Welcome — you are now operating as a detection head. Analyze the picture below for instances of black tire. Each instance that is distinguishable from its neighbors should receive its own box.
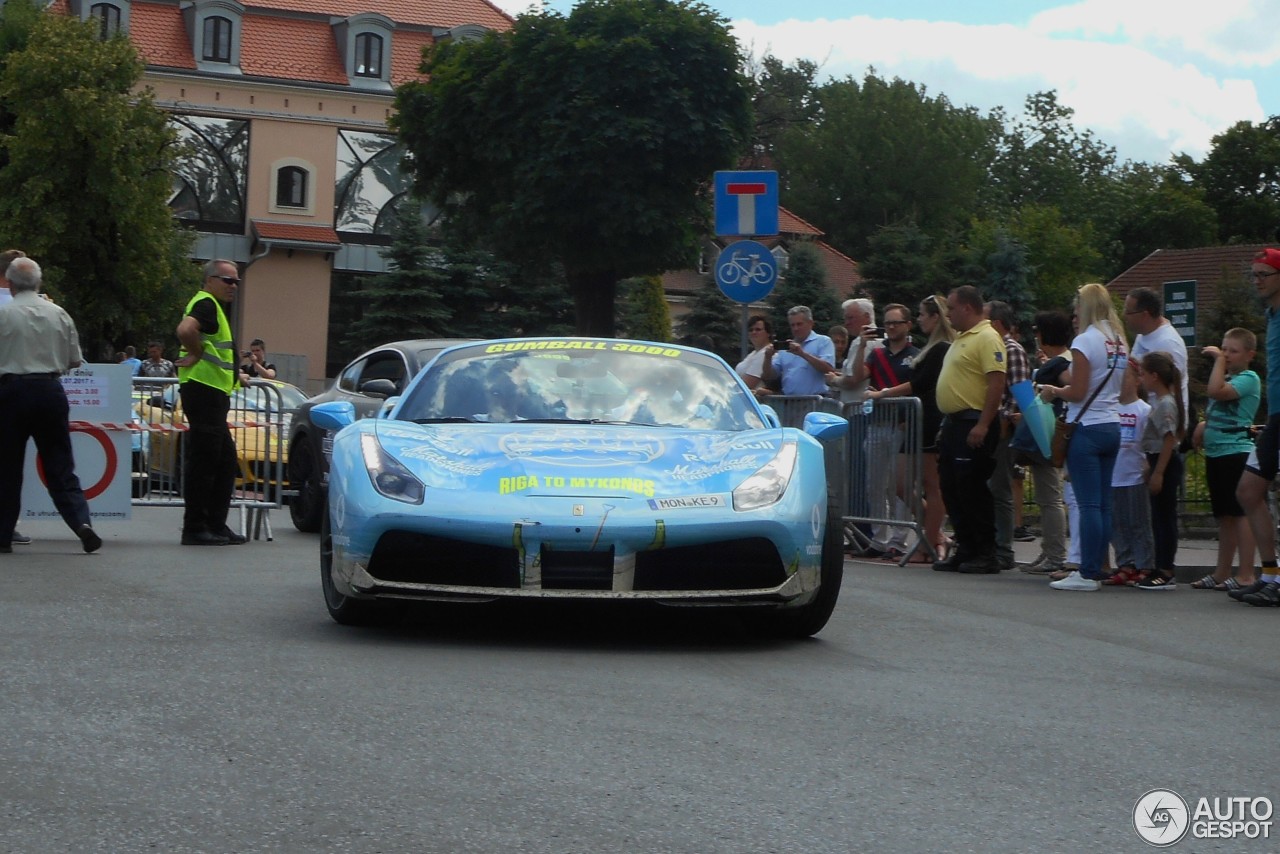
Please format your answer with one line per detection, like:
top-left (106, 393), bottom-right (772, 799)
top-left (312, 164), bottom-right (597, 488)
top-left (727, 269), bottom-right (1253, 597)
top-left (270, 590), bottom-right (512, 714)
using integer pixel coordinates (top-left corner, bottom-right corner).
top-left (321, 509), bottom-right (380, 626)
top-left (289, 437), bottom-right (324, 533)
top-left (765, 488), bottom-right (845, 638)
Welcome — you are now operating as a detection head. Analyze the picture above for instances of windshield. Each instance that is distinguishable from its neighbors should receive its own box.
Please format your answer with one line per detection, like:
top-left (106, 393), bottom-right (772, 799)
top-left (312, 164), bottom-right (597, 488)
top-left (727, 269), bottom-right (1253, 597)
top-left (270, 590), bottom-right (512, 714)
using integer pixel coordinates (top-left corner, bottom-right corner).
top-left (396, 341), bottom-right (765, 431)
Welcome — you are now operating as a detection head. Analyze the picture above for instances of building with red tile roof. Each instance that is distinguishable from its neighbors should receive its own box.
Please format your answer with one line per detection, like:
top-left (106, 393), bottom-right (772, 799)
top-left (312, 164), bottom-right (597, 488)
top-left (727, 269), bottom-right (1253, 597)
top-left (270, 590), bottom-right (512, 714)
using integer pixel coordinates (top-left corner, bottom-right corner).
top-left (59, 0), bottom-right (512, 387)
top-left (1107, 245), bottom-right (1270, 347)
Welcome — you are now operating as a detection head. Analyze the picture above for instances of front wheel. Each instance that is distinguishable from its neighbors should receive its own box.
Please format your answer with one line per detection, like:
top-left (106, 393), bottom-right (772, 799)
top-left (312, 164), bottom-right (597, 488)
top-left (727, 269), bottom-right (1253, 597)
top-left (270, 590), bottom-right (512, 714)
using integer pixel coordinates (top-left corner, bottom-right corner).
top-left (321, 509), bottom-right (380, 626)
top-left (764, 489), bottom-right (844, 638)
top-left (289, 438), bottom-right (324, 533)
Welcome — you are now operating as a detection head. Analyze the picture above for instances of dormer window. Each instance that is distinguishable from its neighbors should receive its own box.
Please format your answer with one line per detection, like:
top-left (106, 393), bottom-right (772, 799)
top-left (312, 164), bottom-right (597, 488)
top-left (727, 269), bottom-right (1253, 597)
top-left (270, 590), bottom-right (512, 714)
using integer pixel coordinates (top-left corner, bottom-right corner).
top-left (69, 0), bottom-right (131, 38)
top-left (90, 3), bottom-right (121, 38)
top-left (202, 16), bottom-right (232, 62)
top-left (183, 0), bottom-right (244, 74)
top-left (354, 33), bottom-right (382, 78)
top-left (333, 13), bottom-right (394, 90)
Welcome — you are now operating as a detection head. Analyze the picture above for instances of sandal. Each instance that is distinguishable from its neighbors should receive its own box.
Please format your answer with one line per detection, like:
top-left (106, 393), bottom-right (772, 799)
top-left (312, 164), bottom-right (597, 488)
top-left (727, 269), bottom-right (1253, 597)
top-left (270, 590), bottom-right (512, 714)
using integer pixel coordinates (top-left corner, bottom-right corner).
top-left (1191, 574), bottom-right (1223, 590)
top-left (1223, 577), bottom-right (1248, 592)
top-left (1049, 568), bottom-right (1072, 581)
top-left (907, 551), bottom-right (934, 564)
top-left (879, 547), bottom-right (907, 562)
top-left (1104, 566), bottom-right (1137, 586)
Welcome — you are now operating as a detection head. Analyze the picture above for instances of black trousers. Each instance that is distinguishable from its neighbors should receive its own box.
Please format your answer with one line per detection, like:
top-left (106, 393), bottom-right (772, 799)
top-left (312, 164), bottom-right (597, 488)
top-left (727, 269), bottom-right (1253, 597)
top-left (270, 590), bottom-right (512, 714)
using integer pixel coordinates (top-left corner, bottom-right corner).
top-left (180, 381), bottom-right (237, 536)
top-left (937, 412), bottom-right (999, 561)
top-left (0, 376), bottom-right (92, 545)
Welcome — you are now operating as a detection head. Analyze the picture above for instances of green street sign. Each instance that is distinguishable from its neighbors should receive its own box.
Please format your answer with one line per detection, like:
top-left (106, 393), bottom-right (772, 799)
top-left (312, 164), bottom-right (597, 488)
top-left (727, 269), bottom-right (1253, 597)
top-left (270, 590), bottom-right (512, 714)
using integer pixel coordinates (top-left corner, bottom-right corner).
top-left (1163, 280), bottom-right (1196, 348)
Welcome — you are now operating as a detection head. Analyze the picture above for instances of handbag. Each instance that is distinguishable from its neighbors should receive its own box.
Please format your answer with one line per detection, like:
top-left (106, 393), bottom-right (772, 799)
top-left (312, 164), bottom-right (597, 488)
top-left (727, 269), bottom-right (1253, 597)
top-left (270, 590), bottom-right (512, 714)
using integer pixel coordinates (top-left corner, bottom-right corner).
top-left (1048, 344), bottom-right (1121, 468)
top-left (1050, 419), bottom-right (1075, 467)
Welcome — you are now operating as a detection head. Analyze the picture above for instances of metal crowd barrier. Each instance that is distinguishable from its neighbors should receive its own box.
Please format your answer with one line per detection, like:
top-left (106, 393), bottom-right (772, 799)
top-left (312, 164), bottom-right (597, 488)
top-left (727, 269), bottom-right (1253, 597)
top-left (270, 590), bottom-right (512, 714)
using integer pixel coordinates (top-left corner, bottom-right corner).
top-left (129, 377), bottom-right (289, 541)
top-left (839, 396), bottom-right (930, 564)
top-left (760, 393), bottom-right (849, 535)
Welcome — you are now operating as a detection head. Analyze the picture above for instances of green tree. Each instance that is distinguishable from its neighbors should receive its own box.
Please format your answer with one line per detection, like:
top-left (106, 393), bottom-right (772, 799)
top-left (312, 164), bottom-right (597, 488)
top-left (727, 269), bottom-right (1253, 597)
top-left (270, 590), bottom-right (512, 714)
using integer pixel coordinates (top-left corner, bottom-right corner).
top-left (677, 279), bottom-right (743, 361)
top-left (744, 55), bottom-right (819, 168)
top-left (0, 13), bottom-right (193, 357)
top-left (1108, 163), bottom-right (1219, 273)
top-left (393, 0), bottom-right (752, 335)
top-left (340, 212), bottom-right (454, 351)
top-left (858, 221), bottom-right (935, 310)
top-left (1186, 118), bottom-right (1280, 245)
top-left (967, 206), bottom-right (1102, 314)
top-left (616, 275), bottom-right (672, 342)
top-left (776, 71), bottom-right (998, 260)
top-left (767, 242), bottom-right (838, 332)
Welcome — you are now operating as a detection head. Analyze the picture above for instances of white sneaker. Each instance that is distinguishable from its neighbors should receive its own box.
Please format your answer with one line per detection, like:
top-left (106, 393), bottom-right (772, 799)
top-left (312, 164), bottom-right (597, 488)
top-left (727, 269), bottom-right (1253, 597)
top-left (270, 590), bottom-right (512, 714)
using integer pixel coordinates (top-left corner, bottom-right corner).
top-left (1049, 570), bottom-right (1100, 592)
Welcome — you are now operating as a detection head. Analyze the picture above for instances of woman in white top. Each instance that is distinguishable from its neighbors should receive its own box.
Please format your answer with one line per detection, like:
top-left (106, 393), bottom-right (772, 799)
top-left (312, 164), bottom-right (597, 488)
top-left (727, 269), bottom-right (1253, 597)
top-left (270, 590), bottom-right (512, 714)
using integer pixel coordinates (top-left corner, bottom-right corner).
top-left (1040, 283), bottom-right (1129, 591)
top-left (735, 314), bottom-right (776, 399)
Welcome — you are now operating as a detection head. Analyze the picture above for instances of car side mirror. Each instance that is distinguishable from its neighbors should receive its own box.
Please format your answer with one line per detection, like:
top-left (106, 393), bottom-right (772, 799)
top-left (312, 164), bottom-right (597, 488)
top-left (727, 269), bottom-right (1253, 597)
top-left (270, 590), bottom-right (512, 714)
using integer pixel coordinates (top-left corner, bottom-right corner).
top-left (360, 378), bottom-right (398, 399)
top-left (311, 401), bottom-right (356, 432)
top-left (803, 411), bottom-right (848, 442)
top-left (759, 404), bottom-right (782, 428)
top-left (378, 396), bottom-right (401, 418)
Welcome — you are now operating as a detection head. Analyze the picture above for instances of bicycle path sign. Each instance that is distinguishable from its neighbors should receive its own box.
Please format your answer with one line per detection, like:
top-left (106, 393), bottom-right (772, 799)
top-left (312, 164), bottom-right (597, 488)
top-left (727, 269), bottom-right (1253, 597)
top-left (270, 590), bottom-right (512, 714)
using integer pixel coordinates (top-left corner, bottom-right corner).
top-left (715, 240), bottom-right (777, 303)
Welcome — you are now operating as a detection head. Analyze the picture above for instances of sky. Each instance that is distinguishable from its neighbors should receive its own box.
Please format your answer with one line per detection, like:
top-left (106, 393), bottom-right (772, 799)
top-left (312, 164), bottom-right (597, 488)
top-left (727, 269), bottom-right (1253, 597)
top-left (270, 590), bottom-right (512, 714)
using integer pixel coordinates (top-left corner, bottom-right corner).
top-left (487, 0), bottom-right (1280, 166)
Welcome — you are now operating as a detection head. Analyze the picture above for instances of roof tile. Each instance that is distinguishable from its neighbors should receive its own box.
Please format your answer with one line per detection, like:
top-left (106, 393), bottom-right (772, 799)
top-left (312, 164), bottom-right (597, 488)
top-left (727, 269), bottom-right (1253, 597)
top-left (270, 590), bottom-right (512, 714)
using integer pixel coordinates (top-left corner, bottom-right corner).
top-left (253, 220), bottom-right (342, 246)
top-left (1108, 245), bottom-right (1269, 319)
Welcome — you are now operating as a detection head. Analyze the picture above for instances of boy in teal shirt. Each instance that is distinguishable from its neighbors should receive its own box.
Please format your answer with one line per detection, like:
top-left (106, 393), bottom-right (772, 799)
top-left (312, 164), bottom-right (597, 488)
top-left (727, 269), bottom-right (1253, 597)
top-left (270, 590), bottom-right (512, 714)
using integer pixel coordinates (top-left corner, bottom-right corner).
top-left (1194, 327), bottom-right (1261, 590)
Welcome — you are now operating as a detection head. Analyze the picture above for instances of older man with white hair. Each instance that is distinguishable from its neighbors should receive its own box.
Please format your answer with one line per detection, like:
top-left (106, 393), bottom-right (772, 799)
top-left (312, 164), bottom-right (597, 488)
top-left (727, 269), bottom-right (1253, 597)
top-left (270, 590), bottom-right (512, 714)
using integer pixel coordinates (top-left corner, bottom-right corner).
top-left (0, 256), bottom-right (102, 554)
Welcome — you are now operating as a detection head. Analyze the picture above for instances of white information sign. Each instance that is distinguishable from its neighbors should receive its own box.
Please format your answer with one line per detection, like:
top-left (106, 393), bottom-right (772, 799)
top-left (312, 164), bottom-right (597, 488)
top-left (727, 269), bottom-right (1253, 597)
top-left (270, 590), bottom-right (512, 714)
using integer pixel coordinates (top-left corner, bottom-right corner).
top-left (21, 363), bottom-right (133, 521)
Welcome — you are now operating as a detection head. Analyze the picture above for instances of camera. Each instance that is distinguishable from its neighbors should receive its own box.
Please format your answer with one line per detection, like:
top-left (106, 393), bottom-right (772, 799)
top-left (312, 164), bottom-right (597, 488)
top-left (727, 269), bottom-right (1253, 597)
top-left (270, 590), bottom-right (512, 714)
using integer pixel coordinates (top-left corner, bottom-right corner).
top-left (864, 326), bottom-right (886, 338)
top-left (241, 351), bottom-right (251, 358)
top-left (773, 337), bottom-right (791, 351)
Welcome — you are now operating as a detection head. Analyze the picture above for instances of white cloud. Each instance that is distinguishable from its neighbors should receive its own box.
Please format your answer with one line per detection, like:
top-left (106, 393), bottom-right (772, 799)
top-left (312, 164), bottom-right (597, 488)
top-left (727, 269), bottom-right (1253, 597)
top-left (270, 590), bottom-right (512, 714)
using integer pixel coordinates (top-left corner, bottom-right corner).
top-left (1029, 0), bottom-right (1280, 67)
top-left (731, 14), bottom-right (1269, 163)
top-left (488, 0), bottom-right (543, 16)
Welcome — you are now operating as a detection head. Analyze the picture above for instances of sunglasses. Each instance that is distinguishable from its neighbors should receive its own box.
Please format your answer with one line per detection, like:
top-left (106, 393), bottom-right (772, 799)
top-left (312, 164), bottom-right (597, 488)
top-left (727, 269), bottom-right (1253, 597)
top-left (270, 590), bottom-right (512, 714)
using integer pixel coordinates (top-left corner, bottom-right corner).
top-left (211, 275), bottom-right (241, 285)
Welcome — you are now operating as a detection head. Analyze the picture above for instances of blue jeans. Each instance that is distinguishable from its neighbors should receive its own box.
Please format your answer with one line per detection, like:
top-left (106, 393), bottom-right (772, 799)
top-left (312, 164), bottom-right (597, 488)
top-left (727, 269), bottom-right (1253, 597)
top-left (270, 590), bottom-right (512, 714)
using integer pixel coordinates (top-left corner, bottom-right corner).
top-left (1066, 422), bottom-right (1120, 580)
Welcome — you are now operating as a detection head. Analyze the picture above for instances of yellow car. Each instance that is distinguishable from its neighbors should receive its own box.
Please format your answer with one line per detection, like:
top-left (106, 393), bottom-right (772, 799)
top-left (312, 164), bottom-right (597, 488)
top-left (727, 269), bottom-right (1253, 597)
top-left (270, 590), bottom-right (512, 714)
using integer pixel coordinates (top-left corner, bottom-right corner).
top-left (137, 379), bottom-right (308, 499)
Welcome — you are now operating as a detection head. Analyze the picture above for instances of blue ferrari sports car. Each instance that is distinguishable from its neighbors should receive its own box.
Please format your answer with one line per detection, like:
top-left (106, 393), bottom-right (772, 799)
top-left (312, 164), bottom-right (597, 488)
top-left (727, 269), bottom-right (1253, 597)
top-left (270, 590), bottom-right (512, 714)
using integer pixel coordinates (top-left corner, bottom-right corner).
top-left (311, 338), bottom-right (848, 636)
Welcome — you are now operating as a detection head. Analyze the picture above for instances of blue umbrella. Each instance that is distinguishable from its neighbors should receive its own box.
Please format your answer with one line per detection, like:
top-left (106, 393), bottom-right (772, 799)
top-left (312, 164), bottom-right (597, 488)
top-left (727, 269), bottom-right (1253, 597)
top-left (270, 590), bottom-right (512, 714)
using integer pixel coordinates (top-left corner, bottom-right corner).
top-left (1010, 380), bottom-right (1056, 458)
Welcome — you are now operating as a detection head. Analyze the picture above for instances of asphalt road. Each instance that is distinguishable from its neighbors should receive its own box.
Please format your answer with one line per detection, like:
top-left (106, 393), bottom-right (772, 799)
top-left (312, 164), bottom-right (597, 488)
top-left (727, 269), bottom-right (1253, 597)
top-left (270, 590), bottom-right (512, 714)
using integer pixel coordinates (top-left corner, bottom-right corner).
top-left (1, 509), bottom-right (1276, 853)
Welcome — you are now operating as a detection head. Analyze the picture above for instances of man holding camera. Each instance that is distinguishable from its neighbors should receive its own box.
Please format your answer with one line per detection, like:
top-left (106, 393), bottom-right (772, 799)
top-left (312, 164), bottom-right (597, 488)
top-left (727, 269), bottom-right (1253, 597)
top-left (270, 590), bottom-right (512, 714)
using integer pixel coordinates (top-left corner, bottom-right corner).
top-left (761, 305), bottom-right (835, 396)
top-left (239, 338), bottom-right (277, 382)
top-left (174, 259), bottom-right (246, 546)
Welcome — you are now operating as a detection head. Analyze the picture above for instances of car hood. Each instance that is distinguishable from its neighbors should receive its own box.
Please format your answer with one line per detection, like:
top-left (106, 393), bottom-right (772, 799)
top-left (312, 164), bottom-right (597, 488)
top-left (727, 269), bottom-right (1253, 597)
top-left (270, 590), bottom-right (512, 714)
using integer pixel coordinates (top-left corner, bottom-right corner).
top-left (371, 421), bottom-right (789, 498)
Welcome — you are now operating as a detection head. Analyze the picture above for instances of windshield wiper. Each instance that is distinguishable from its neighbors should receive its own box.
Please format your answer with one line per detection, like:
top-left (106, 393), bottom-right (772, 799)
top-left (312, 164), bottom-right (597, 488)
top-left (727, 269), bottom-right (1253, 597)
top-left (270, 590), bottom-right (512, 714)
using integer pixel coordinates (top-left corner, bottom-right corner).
top-left (411, 416), bottom-right (477, 423)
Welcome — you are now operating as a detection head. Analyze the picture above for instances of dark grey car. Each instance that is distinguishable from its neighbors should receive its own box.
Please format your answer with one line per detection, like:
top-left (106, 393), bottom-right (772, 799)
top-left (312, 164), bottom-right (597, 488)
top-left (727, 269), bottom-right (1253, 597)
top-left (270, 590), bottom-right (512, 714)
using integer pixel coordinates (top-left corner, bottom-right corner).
top-left (287, 339), bottom-right (473, 531)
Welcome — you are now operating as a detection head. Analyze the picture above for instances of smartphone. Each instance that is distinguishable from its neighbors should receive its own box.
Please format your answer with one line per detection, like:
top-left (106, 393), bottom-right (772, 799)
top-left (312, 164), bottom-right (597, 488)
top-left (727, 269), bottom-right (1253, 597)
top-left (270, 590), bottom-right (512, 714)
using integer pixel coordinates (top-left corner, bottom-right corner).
top-left (773, 338), bottom-right (791, 350)
top-left (865, 326), bottom-right (886, 338)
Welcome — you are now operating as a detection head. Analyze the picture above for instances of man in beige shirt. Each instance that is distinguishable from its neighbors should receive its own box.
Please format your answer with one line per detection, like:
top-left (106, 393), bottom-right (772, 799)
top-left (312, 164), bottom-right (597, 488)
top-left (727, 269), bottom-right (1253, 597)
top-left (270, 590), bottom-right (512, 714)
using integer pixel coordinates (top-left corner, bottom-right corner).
top-left (0, 257), bottom-right (101, 554)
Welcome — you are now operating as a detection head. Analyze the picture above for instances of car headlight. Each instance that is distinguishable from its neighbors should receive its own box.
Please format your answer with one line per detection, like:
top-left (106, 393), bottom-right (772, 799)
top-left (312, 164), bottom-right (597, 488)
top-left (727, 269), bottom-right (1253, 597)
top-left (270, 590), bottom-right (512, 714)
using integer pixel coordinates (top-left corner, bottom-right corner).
top-left (732, 442), bottom-right (798, 511)
top-left (361, 433), bottom-right (424, 504)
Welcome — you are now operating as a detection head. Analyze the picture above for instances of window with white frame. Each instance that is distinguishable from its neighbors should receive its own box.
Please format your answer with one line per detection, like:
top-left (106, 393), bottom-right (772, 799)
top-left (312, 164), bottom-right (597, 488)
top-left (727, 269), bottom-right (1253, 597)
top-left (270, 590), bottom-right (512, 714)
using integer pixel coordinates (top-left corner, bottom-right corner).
top-left (269, 159), bottom-right (316, 215)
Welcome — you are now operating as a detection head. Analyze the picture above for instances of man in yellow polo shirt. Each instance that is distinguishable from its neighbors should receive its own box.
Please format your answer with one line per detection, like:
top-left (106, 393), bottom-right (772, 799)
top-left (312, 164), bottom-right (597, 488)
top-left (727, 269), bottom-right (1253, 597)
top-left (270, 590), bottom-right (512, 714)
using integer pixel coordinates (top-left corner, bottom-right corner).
top-left (933, 285), bottom-right (1006, 574)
